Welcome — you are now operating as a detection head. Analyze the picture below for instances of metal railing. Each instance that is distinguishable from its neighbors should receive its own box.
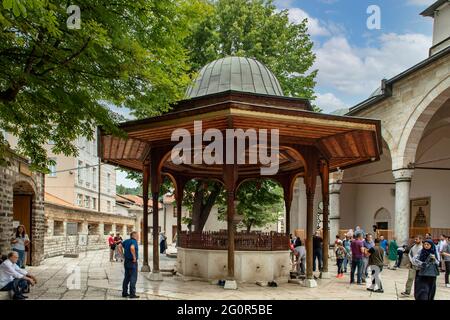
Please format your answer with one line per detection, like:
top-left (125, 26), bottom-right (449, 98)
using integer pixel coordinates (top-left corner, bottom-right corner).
top-left (178, 231), bottom-right (289, 251)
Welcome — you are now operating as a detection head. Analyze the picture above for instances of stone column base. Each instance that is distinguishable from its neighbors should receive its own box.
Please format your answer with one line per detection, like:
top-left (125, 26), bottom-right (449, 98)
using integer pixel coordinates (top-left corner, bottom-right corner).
top-left (149, 272), bottom-right (164, 281)
top-left (320, 272), bottom-right (331, 279)
top-left (305, 279), bottom-right (317, 288)
top-left (224, 280), bottom-right (238, 290)
top-left (141, 264), bottom-right (151, 272)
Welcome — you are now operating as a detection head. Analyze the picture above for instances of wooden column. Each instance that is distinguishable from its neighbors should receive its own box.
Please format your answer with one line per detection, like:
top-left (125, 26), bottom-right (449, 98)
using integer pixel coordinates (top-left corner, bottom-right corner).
top-left (150, 148), bottom-right (163, 276)
top-left (280, 173), bottom-right (296, 236)
top-left (304, 155), bottom-right (318, 280)
top-left (141, 161), bottom-right (151, 272)
top-left (320, 160), bottom-right (330, 274)
top-left (224, 164), bottom-right (238, 279)
top-left (175, 176), bottom-right (187, 247)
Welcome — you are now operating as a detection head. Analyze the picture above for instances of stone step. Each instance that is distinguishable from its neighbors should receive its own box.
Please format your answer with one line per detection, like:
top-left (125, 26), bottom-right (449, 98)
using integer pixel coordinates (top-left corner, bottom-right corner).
top-left (0, 291), bottom-right (11, 300)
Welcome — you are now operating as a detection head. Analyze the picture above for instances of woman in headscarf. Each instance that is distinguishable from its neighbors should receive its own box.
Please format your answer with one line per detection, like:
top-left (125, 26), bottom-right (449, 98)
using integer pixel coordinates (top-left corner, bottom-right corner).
top-left (411, 239), bottom-right (440, 300)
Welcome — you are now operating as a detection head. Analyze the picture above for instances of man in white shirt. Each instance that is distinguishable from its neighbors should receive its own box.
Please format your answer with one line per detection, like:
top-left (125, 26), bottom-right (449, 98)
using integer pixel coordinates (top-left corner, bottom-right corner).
top-left (401, 235), bottom-right (423, 297)
top-left (438, 234), bottom-right (447, 272)
top-left (0, 251), bottom-right (37, 300)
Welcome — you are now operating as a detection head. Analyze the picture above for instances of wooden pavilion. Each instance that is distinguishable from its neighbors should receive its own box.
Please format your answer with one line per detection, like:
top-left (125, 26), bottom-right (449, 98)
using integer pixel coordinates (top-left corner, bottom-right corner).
top-left (99, 57), bottom-right (382, 285)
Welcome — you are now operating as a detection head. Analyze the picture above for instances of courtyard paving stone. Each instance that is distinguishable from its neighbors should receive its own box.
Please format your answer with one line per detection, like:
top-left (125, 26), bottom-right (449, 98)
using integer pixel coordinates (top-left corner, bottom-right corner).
top-left (22, 248), bottom-right (450, 300)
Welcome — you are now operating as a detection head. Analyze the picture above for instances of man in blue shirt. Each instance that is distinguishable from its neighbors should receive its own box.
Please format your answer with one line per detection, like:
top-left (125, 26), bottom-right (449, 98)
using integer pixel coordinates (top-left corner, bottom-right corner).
top-left (122, 231), bottom-right (139, 298)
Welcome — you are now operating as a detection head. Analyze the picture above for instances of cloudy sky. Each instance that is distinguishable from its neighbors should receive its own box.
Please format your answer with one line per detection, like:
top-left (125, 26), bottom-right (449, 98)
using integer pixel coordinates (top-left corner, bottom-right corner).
top-left (276, 0), bottom-right (435, 113)
top-left (115, 0), bottom-right (436, 187)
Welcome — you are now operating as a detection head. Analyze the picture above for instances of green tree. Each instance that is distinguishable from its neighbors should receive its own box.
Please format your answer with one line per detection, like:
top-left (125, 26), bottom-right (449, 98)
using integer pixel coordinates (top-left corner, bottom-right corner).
top-left (0, 0), bottom-right (208, 171)
top-left (185, 0), bottom-right (317, 101)
top-left (217, 180), bottom-right (283, 232)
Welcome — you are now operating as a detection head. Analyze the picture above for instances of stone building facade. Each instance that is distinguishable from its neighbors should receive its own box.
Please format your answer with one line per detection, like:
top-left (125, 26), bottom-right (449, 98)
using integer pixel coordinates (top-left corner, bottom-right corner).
top-left (0, 149), bottom-right (45, 265)
top-left (44, 193), bottom-right (136, 258)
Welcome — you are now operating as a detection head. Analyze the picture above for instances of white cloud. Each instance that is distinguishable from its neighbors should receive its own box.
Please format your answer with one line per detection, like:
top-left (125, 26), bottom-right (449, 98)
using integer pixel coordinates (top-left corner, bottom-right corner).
top-left (314, 33), bottom-right (432, 97)
top-left (316, 92), bottom-right (347, 113)
top-left (407, 0), bottom-right (435, 6)
top-left (287, 8), bottom-right (331, 36)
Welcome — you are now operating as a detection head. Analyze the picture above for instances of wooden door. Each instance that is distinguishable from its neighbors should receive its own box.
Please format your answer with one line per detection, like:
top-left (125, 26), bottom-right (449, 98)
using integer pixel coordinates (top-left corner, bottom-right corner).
top-left (13, 195), bottom-right (32, 265)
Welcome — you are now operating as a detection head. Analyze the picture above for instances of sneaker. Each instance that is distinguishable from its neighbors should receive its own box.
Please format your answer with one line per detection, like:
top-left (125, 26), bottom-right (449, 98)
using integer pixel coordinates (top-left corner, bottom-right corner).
top-left (122, 293), bottom-right (129, 298)
top-left (374, 289), bottom-right (384, 293)
top-left (357, 282), bottom-right (364, 285)
top-left (400, 292), bottom-right (410, 296)
top-left (129, 295), bottom-right (140, 299)
top-left (366, 288), bottom-right (374, 292)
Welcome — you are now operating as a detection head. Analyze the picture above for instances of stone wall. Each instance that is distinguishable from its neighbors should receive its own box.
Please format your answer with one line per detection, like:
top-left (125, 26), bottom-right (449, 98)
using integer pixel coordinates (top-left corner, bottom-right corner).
top-left (0, 150), bottom-right (45, 265)
top-left (44, 202), bottom-right (136, 259)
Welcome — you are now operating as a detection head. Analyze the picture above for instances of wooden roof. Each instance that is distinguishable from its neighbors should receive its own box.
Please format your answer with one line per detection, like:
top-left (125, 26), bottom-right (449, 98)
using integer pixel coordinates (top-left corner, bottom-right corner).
top-left (100, 91), bottom-right (382, 177)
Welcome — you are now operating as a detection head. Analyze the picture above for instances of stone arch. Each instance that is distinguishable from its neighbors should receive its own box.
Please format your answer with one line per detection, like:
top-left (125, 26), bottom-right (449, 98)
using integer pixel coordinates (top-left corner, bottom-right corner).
top-left (374, 207), bottom-right (392, 230)
top-left (396, 76), bottom-right (450, 169)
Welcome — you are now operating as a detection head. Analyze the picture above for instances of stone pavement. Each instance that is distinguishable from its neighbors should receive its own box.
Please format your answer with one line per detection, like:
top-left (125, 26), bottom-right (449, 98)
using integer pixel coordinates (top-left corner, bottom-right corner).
top-left (23, 248), bottom-right (450, 300)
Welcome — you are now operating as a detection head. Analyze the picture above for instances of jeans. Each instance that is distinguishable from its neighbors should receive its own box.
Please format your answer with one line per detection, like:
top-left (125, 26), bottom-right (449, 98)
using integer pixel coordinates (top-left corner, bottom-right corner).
top-left (343, 256), bottom-right (349, 272)
top-left (445, 261), bottom-right (450, 284)
top-left (313, 248), bottom-right (323, 272)
top-left (369, 265), bottom-right (383, 290)
top-left (396, 251), bottom-right (404, 268)
top-left (350, 258), bottom-right (364, 284)
top-left (12, 249), bottom-right (25, 268)
top-left (122, 260), bottom-right (138, 296)
top-left (363, 257), bottom-right (370, 277)
top-left (1, 278), bottom-right (28, 299)
top-left (337, 259), bottom-right (344, 274)
top-left (296, 256), bottom-right (306, 275)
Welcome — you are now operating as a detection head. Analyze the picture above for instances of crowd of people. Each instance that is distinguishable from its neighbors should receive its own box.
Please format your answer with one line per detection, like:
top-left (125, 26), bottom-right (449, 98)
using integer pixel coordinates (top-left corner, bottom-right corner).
top-left (290, 225), bottom-right (450, 300)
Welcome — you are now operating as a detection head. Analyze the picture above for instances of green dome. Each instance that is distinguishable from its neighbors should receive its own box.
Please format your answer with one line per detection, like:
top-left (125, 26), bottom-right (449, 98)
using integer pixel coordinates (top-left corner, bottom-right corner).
top-left (185, 56), bottom-right (284, 98)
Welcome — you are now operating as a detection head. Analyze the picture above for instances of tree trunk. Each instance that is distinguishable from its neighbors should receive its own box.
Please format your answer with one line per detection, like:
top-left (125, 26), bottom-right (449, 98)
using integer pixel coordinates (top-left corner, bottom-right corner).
top-left (190, 180), bottom-right (222, 232)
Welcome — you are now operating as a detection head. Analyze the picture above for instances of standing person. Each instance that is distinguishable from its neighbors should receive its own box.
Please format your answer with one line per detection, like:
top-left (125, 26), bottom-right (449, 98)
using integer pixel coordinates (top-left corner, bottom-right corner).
top-left (442, 235), bottom-right (450, 288)
top-left (379, 235), bottom-right (388, 265)
top-left (372, 225), bottom-right (380, 239)
top-left (10, 225), bottom-right (30, 268)
top-left (114, 233), bottom-right (124, 262)
top-left (401, 235), bottom-right (423, 297)
top-left (425, 233), bottom-right (432, 240)
top-left (367, 238), bottom-right (385, 293)
top-left (122, 231), bottom-right (139, 299)
top-left (412, 239), bottom-right (440, 300)
top-left (350, 233), bottom-right (365, 285)
top-left (396, 244), bottom-right (407, 268)
top-left (335, 240), bottom-right (346, 278)
top-left (334, 235), bottom-right (341, 246)
top-left (159, 232), bottom-right (167, 255)
top-left (388, 237), bottom-right (399, 270)
top-left (342, 235), bottom-right (352, 273)
top-left (0, 251), bottom-right (37, 300)
top-left (438, 235), bottom-right (447, 272)
top-left (293, 238), bottom-right (306, 275)
top-left (312, 231), bottom-right (323, 272)
top-left (108, 232), bottom-right (116, 262)
top-left (363, 233), bottom-right (375, 279)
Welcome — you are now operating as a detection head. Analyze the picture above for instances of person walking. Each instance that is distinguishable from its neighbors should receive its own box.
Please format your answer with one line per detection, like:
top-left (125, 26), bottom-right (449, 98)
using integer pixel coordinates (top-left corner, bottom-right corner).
top-left (396, 244), bottom-right (407, 268)
top-left (335, 240), bottom-right (346, 278)
top-left (438, 235), bottom-right (447, 272)
top-left (367, 238), bottom-right (385, 293)
top-left (412, 239), bottom-right (440, 300)
top-left (312, 231), bottom-right (323, 272)
top-left (122, 231), bottom-right (139, 299)
top-left (363, 233), bottom-right (375, 280)
top-left (442, 235), bottom-right (450, 288)
top-left (388, 237), bottom-right (398, 270)
top-left (10, 225), bottom-right (30, 268)
top-left (401, 235), bottom-right (423, 297)
top-left (342, 235), bottom-right (352, 273)
top-left (114, 233), bottom-right (124, 262)
top-left (350, 233), bottom-right (365, 285)
top-left (159, 232), bottom-right (167, 255)
top-left (108, 232), bottom-right (116, 262)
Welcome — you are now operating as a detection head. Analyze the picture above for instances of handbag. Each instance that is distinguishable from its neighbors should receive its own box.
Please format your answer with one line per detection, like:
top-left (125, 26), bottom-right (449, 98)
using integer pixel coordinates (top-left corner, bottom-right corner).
top-left (418, 255), bottom-right (440, 277)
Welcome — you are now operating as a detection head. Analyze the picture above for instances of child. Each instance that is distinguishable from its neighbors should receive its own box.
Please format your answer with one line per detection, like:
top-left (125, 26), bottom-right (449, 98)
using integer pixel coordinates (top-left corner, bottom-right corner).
top-left (335, 240), bottom-right (346, 278)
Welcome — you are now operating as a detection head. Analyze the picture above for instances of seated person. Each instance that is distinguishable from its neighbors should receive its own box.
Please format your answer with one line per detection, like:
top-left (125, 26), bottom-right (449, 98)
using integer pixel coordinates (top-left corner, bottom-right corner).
top-left (0, 251), bottom-right (37, 300)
